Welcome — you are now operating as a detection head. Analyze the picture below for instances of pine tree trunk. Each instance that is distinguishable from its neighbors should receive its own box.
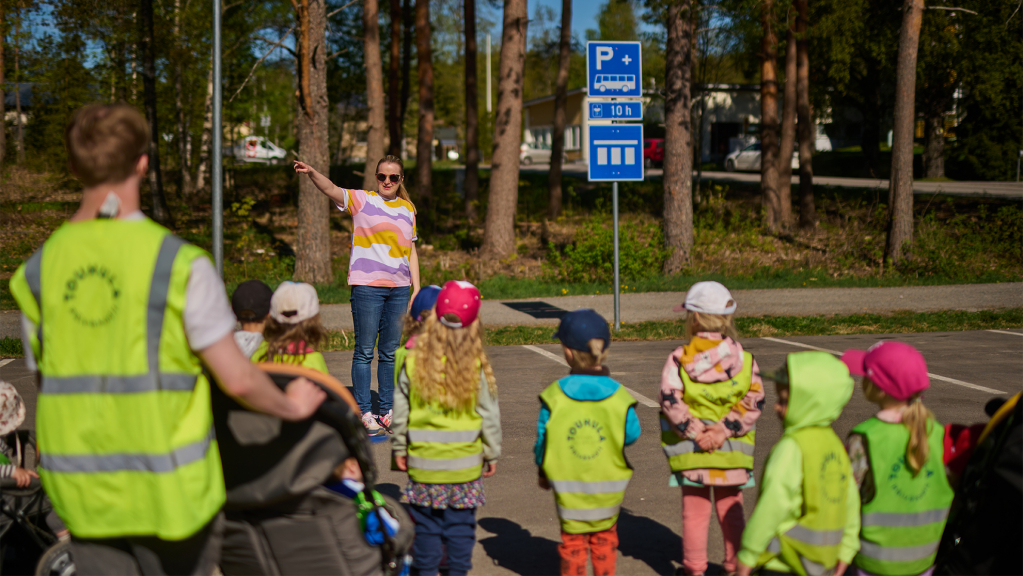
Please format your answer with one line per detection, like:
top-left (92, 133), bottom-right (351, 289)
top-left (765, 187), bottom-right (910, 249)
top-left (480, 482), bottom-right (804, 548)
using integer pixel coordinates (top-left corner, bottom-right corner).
top-left (363, 0), bottom-right (386, 190)
top-left (173, 0), bottom-right (192, 198)
top-left (139, 0), bottom-right (172, 226)
top-left (546, 0), bottom-right (571, 220)
top-left (415, 0), bottom-right (434, 216)
top-left (194, 60), bottom-right (214, 194)
top-left (464, 0), bottom-right (480, 221)
top-left (662, 0), bottom-right (694, 274)
top-left (923, 111), bottom-right (944, 178)
top-left (480, 0), bottom-right (527, 260)
top-left (399, 0), bottom-right (413, 142)
top-left (795, 0), bottom-right (815, 229)
top-left (760, 0), bottom-right (781, 233)
top-left (885, 0), bottom-right (924, 265)
top-left (777, 18), bottom-right (796, 230)
top-left (387, 0), bottom-right (403, 157)
top-left (294, 0), bottom-right (333, 283)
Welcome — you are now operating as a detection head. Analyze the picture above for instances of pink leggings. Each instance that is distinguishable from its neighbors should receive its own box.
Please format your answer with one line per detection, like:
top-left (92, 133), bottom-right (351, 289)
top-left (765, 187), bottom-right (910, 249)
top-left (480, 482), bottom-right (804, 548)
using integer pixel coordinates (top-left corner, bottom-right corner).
top-left (681, 485), bottom-right (745, 575)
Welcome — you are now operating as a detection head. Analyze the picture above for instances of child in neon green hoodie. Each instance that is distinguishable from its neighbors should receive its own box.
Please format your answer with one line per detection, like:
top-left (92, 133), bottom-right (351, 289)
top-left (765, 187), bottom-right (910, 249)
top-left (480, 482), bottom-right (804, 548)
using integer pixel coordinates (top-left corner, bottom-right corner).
top-left (737, 351), bottom-right (860, 576)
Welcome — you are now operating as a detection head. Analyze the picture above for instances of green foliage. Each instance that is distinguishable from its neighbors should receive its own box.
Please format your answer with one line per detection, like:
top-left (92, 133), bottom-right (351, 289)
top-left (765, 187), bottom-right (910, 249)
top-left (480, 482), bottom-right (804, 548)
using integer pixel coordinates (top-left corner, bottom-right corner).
top-left (545, 214), bottom-right (668, 283)
top-left (0, 338), bottom-right (24, 358)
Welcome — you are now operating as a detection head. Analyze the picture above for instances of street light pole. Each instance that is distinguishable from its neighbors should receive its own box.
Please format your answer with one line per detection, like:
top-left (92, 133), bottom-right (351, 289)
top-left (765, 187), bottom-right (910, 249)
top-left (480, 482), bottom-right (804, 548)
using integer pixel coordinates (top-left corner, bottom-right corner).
top-left (212, 0), bottom-right (223, 276)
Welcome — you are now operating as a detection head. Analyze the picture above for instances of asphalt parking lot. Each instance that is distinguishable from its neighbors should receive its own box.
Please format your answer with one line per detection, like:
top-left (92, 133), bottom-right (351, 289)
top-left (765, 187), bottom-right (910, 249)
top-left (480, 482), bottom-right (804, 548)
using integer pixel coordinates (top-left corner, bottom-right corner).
top-left (1, 329), bottom-right (1020, 575)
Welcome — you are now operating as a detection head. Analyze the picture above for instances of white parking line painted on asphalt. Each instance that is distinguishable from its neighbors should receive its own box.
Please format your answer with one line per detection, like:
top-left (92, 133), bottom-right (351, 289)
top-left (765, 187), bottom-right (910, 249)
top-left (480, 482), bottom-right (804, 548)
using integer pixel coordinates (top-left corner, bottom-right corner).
top-left (761, 337), bottom-right (1004, 395)
top-left (522, 345), bottom-right (660, 408)
top-left (0, 359), bottom-right (13, 368)
top-left (988, 330), bottom-right (1023, 337)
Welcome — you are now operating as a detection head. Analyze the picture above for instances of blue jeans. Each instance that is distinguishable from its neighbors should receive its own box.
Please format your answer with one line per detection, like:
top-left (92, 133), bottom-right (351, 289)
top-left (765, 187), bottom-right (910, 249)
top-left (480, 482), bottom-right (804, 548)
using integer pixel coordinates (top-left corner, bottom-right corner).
top-left (408, 505), bottom-right (477, 576)
top-left (350, 285), bottom-right (409, 415)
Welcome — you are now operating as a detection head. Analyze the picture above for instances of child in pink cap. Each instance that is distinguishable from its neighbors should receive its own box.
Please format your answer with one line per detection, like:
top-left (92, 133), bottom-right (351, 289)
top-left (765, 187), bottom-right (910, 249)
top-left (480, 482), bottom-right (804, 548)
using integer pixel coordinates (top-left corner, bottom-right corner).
top-left (841, 342), bottom-right (954, 576)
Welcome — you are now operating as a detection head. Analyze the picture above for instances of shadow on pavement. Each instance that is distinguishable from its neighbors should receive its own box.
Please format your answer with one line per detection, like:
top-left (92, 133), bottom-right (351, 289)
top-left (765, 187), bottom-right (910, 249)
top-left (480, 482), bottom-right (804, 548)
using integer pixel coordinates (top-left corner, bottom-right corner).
top-left (477, 517), bottom-right (560, 575)
top-left (618, 508), bottom-right (683, 574)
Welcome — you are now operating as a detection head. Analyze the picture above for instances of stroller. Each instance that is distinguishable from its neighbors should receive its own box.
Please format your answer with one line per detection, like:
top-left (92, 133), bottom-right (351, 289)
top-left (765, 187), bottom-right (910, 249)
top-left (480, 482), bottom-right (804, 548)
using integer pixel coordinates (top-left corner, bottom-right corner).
top-left (0, 430), bottom-right (73, 576)
top-left (213, 363), bottom-right (412, 576)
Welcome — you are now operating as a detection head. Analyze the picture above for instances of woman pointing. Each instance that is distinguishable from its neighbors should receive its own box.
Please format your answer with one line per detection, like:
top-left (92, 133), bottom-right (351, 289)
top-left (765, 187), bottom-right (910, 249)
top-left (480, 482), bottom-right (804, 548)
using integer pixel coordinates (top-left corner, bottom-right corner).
top-left (295, 155), bottom-right (420, 434)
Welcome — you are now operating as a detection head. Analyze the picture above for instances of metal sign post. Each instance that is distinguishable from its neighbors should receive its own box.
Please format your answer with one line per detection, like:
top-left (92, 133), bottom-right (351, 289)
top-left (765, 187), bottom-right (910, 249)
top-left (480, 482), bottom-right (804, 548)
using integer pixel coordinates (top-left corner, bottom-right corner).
top-left (586, 41), bottom-right (643, 332)
top-left (212, 0), bottom-right (223, 277)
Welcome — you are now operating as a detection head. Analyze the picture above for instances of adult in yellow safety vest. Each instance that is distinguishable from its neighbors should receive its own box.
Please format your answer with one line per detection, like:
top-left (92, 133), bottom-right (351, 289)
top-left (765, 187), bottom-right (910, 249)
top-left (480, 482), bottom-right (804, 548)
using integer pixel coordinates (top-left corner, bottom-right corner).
top-left (737, 352), bottom-right (861, 576)
top-left (10, 104), bottom-right (325, 576)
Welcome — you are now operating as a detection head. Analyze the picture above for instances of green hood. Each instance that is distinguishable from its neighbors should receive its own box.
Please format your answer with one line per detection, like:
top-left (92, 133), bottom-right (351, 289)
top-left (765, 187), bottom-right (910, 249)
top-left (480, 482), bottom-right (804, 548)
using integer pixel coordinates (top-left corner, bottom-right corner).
top-left (784, 351), bottom-right (854, 431)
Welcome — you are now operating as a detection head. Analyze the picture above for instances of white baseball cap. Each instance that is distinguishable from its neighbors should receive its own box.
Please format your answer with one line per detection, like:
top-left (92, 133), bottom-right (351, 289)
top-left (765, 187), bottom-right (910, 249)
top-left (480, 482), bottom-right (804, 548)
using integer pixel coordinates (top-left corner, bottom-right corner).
top-left (673, 281), bottom-right (737, 315)
top-left (270, 281), bottom-right (320, 324)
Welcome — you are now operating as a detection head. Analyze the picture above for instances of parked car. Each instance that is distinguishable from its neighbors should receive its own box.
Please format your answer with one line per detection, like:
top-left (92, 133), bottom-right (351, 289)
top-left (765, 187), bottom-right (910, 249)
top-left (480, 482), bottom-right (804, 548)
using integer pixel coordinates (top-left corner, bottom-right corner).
top-left (724, 142), bottom-right (799, 172)
top-left (520, 142), bottom-right (552, 165)
top-left (643, 138), bottom-right (664, 168)
top-left (232, 136), bottom-right (287, 164)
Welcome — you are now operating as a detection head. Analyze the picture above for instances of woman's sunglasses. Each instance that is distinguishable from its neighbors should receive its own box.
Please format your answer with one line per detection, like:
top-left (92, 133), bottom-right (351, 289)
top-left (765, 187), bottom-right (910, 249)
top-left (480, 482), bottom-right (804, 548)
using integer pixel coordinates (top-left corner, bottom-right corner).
top-left (376, 173), bottom-right (402, 183)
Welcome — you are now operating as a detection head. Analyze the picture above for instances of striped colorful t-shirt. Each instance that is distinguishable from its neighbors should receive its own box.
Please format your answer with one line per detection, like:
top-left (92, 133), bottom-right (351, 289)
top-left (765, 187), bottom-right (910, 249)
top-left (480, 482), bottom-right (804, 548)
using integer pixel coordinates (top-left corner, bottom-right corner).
top-left (335, 188), bottom-right (417, 287)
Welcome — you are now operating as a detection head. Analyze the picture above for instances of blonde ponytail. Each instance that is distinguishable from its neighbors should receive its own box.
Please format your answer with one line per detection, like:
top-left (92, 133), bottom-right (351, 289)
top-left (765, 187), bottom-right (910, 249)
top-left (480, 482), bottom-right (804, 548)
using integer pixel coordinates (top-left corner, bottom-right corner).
top-left (377, 154), bottom-right (416, 213)
top-left (902, 395), bottom-right (934, 476)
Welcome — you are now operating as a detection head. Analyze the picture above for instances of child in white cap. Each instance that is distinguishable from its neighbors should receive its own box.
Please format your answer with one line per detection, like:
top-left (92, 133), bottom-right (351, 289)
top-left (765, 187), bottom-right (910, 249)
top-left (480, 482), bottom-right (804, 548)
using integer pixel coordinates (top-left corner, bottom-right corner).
top-left (660, 281), bottom-right (765, 576)
top-left (255, 281), bottom-right (330, 375)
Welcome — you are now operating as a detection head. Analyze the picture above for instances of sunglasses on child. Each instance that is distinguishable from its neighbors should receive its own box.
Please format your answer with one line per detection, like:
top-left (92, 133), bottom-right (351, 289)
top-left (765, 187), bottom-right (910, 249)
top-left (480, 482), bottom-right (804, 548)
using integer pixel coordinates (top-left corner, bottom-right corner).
top-left (376, 173), bottom-right (402, 183)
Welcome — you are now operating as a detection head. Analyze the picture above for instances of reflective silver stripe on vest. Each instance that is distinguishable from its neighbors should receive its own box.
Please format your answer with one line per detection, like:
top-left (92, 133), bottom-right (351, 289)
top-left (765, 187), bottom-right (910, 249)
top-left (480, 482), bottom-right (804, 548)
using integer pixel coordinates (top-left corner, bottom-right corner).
top-left (42, 373), bottom-right (198, 395)
top-left (768, 537), bottom-right (782, 553)
top-left (148, 235), bottom-right (186, 374)
top-left (549, 479), bottom-right (630, 494)
top-left (408, 429), bottom-right (481, 443)
top-left (557, 504), bottom-right (621, 522)
top-left (408, 453), bottom-right (483, 471)
top-left (862, 508), bottom-right (949, 528)
top-left (40, 428), bottom-right (214, 474)
top-left (24, 248), bottom-right (44, 356)
top-left (785, 524), bottom-right (845, 547)
top-left (858, 540), bottom-right (940, 562)
top-left (662, 437), bottom-right (755, 457)
top-left (800, 556), bottom-right (833, 576)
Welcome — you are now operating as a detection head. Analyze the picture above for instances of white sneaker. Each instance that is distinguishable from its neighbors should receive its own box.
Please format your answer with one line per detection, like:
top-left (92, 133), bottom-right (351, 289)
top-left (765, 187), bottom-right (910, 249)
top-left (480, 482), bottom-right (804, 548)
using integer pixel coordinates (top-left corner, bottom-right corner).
top-left (377, 410), bottom-right (393, 429)
top-left (362, 412), bottom-right (381, 432)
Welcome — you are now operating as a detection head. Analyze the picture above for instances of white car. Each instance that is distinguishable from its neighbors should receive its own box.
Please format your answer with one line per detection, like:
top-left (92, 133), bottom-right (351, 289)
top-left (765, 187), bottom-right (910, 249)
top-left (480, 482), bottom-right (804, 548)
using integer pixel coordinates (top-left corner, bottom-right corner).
top-left (519, 142), bottom-right (552, 165)
top-left (724, 142), bottom-right (799, 172)
top-left (232, 136), bottom-right (287, 164)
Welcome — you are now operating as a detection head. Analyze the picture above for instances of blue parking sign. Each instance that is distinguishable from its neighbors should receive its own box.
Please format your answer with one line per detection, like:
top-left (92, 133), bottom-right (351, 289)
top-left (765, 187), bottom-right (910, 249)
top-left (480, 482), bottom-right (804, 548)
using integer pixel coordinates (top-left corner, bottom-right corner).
top-left (588, 125), bottom-right (644, 182)
top-left (587, 41), bottom-right (642, 98)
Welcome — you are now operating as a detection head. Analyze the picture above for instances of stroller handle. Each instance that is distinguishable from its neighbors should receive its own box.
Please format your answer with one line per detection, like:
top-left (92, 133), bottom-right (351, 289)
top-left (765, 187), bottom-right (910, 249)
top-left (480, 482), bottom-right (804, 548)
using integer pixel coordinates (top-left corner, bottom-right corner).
top-left (0, 477), bottom-right (42, 493)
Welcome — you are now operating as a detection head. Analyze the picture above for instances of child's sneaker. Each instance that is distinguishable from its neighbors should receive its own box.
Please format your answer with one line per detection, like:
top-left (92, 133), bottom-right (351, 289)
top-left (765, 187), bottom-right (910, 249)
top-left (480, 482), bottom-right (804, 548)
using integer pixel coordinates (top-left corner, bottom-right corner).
top-left (377, 410), bottom-right (393, 431)
top-left (362, 412), bottom-right (382, 433)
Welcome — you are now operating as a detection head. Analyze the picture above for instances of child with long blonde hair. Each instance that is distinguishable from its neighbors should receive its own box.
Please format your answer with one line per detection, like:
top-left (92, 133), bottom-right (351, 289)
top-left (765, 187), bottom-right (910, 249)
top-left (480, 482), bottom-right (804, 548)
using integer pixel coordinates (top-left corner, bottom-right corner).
top-left (391, 281), bottom-right (501, 576)
top-left (841, 342), bottom-right (954, 576)
top-left (659, 281), bottom-right (764, 576)
top-left (256, 282), bottom-right (330, 375)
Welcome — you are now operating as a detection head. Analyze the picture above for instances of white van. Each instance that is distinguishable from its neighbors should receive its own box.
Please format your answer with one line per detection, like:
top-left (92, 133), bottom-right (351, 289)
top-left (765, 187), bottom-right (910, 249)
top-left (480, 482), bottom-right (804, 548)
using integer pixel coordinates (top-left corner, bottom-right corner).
top-left (593, 74), bottom-right (636, 93)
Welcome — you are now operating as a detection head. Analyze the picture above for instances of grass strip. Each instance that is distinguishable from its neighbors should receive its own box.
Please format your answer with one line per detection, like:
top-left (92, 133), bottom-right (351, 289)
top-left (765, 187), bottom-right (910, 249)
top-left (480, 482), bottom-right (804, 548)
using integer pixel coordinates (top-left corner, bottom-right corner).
top-left (3, 309), bottom-right (1019, 358)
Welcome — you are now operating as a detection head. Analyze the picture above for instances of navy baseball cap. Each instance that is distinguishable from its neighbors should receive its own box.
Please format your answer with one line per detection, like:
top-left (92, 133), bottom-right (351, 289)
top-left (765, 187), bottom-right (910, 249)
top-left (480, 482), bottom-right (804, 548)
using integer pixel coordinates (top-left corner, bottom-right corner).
top-left (410, 285), bottom-right (442, 321)
top-left (553, 309), bottom-right (611, 352)
top-left (232, 280), bottom-right (273, 322)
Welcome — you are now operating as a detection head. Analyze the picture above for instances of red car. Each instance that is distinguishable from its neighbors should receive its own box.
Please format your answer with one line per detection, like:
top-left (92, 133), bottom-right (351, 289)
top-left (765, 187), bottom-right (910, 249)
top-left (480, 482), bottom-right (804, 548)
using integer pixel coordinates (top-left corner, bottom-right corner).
top-left (643, 138), bottom-right (664, 168)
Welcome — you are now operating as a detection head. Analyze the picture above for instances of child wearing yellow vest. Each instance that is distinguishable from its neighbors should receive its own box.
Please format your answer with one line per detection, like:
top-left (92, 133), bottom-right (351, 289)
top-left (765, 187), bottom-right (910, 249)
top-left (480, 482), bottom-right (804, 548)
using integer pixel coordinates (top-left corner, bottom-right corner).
top-left (391, 281), bottom-right (501, 576)
top-left (737, 352), bottom-right (860, 576)
top-left (536, 309), bottom-right (641, 576)
top-left (231, 279), bottom-right (273, 359)
top-left (660, 282), bottom-right (764, 576)
top-left (256, 281), bottom-right (330, 375)
top-left (840, 342), bottom-right (953, 576)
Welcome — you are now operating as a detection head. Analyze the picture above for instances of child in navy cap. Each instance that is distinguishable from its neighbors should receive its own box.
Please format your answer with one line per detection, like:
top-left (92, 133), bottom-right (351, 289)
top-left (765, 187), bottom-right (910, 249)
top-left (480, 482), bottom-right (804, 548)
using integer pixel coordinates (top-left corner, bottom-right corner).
top-left (535, 309), bottom-right (641, 576)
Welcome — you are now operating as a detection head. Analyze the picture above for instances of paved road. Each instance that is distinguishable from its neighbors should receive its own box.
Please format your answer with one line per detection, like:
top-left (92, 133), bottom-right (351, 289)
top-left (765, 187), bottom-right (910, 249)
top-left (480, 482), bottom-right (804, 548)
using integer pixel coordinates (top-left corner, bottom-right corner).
top-left (3, 283), bottom-right (1018, 337)
top-left (2, 329), bottom-right (1020, 574)
top-left (518, 163), bottom-right (1023, 199)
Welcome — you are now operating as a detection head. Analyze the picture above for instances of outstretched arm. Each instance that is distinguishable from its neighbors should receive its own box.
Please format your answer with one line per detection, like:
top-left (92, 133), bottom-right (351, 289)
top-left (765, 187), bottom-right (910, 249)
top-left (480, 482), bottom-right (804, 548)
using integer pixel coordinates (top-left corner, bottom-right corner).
top-left (294, 160), bottom-right (348, 206)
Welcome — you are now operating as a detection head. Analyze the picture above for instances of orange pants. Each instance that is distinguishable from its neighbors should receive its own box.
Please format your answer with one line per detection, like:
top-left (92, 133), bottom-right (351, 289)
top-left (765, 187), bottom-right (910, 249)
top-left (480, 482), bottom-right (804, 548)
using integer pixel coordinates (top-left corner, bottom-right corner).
top-left (559, 525), bottom-right (619, 576)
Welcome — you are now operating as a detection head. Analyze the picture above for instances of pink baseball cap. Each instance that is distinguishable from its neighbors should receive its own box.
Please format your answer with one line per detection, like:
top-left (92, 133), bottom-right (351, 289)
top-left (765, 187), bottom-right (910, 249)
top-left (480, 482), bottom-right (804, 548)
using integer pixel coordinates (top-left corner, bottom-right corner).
top-left (435, 281), bottom-right (481, 328)
top-left (840, 341), bottom-right (930, 401)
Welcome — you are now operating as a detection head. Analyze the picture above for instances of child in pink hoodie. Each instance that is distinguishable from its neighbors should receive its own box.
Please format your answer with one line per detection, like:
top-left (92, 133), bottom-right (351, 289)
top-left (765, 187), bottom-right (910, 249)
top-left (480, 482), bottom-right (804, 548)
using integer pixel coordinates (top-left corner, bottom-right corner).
top-left (659, 282), bottom-right (764, 576)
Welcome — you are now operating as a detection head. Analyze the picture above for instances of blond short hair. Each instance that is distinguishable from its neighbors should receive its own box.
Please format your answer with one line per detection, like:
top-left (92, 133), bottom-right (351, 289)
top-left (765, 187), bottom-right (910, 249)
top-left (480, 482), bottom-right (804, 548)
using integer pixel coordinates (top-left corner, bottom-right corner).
top-left (684, 311), bottom-right (739, 340)
top-left (565, 338), bottom-right (608, 369)
top-left (65, 103), bottom-right (149, 187)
